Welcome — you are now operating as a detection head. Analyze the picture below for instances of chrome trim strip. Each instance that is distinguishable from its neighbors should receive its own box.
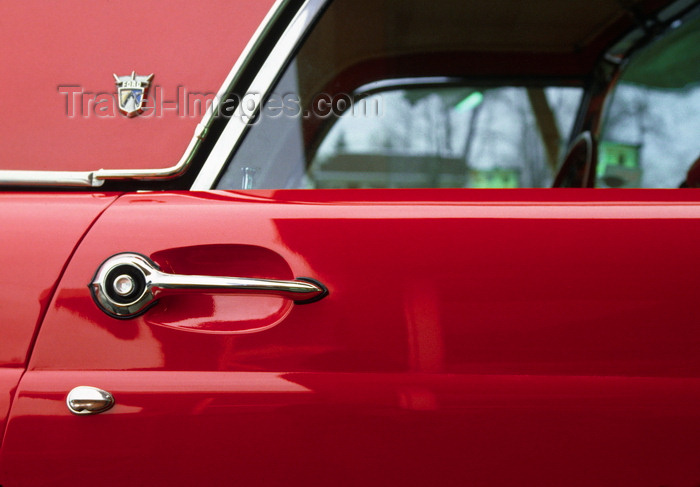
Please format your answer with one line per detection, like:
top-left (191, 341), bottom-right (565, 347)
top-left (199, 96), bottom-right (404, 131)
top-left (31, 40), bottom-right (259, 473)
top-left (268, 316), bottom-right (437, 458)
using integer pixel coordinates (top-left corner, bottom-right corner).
top-left (0, 170), bottom-right (103, 187)
top-left (355, 77), bottom-right (467, 94)
top-left (0, 0), bottom-right (289, 188)
top-left (191, 0), bottom-right (328, 190)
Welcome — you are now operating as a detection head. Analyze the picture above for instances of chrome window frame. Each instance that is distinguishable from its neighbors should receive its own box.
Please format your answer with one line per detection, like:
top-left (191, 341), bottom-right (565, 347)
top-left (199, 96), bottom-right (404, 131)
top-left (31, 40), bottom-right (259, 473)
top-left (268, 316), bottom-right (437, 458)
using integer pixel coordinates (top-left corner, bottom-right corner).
top-left (191, 0), bottom-right (328, 190)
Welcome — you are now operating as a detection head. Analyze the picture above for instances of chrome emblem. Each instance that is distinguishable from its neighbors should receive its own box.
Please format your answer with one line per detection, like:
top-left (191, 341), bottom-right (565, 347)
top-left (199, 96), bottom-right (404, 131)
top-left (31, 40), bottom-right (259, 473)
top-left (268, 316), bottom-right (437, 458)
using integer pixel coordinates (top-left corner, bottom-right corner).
top-left (113, 71), bottom-right (154, 117)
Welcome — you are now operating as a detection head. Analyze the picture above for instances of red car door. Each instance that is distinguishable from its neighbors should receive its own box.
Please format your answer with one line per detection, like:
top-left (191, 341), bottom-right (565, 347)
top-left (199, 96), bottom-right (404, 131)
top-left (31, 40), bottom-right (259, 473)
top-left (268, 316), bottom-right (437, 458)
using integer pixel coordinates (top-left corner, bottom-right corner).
top-left (1, 189), bottom-right (699, 486)
top-left (0, 193), bottom-right (116, 456)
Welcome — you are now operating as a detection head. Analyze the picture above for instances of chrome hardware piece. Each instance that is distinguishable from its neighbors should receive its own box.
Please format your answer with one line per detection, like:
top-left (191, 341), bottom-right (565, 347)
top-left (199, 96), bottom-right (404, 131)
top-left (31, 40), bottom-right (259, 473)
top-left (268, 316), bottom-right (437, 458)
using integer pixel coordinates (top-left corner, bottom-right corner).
top-left (113, 274), bottom-right (136, 296)
top-left (241, 167), bottom-right (258, 189)
top-left (113, 71), bottom-right (154, 117)
top-left (67, 386), bottom-right (115, 415)
top-left (90, 252), bottom-right (328, 318)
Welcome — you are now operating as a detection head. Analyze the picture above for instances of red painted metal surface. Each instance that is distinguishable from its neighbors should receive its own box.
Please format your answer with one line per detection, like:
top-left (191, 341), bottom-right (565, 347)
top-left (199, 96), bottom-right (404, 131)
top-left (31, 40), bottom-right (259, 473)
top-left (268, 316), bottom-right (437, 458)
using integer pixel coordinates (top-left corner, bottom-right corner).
top-left (3, 370), bottom-right (700, 486)
top-left (0, 369), bottom-right (23, 451)
top-left (0, 193), bottom-right (117, 366)
top-left (1, 189), bottom-right (699, 485)
top-left (0, 0), bottom-right (274, 172)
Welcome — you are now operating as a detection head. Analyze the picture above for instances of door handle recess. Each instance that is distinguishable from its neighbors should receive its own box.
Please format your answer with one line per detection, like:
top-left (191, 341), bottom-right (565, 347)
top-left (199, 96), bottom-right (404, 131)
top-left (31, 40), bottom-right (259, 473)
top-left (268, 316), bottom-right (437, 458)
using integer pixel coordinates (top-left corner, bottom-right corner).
top-left (90, 252), bottom-right (328, 319)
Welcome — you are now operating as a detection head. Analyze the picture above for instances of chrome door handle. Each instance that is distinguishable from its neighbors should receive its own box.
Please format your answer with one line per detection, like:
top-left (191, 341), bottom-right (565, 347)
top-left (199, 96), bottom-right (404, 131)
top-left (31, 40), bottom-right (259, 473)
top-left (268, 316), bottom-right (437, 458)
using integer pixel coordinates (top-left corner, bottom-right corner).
top-left (90, 252), bottom-right (328, 318)
top-left (67, 386), bottom-right (115, 415)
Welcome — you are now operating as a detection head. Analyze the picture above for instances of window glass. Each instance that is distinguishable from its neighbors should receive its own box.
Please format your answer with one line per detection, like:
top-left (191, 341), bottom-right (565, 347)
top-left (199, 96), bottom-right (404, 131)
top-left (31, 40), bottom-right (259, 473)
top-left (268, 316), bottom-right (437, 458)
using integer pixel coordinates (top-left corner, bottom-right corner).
top-left (216, 0), bottom-right (584, 190)
top-left (309, 86), bottom-right (581, 189)
top-left (597, 12), bottom-right (700, 188)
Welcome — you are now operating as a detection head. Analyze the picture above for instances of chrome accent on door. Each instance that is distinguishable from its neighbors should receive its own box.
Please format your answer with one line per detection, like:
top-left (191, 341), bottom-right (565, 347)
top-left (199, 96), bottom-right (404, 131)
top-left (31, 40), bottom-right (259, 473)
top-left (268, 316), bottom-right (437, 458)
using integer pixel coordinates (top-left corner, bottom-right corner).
top-left (191, 0), bottom-right (328, 189)
top-left (67, 386), bottom-right (115, 415)
top-left (113, 274), bottom-right (137, 296)
top-left (90, 252), bottom-right (328, 319)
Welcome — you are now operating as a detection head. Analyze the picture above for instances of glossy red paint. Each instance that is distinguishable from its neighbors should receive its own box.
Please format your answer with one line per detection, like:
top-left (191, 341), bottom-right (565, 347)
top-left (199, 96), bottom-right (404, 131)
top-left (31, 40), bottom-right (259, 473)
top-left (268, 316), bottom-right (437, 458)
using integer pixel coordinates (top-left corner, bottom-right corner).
top-left (0, 369), bottom-right (23, 451)
top-left (0, 0), bottom-right (274, 172)
top-left (2, 189), bottom-right (698, 485)
top-left (144, 244), bottom-right (296, 333)
top-left (3, 369), bottom-right (700, 486)
top-left (0, 193), bottom-right (117, 366)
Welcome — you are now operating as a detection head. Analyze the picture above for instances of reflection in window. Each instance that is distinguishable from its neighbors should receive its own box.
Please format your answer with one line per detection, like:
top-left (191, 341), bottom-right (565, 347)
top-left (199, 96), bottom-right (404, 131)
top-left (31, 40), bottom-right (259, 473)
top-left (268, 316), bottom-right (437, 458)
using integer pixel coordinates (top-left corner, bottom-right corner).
top-left (218, 79), bottom-right (582, 190)
top-left (310, 86), bottom-right (582, 189)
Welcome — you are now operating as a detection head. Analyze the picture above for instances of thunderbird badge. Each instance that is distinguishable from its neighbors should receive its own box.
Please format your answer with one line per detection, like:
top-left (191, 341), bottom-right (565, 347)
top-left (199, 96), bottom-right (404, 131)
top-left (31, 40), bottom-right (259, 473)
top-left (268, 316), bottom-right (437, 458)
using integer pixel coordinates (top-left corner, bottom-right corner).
top-left (113, 71), bottom-right (154, 117)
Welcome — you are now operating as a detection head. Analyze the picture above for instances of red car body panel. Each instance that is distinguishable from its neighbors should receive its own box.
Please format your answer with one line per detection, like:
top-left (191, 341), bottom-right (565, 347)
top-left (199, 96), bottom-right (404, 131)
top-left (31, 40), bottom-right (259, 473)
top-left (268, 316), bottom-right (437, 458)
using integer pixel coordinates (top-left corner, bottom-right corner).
top-left (0, 369), bottom-right (22, 455)
top-left (0, 193), bottom-right (117, 366)
top-left (1, 189), bottom-right (699, 485)
top-left (0, 0), bottom-right (273, 172)
top-left (0, 193), bottom-right (116, 446)
top-left (4, 370), bottom-right (700, 486)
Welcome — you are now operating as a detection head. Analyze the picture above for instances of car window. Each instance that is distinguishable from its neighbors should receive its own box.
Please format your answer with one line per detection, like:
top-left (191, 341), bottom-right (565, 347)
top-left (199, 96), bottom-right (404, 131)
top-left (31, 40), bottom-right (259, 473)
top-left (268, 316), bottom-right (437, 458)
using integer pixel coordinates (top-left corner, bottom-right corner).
top-left (597, 10), bottom-right (700, 188)
top-left (306, 85), bottom-right (580, 189)
top-left (215, 0), bottom-right (584, 190)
